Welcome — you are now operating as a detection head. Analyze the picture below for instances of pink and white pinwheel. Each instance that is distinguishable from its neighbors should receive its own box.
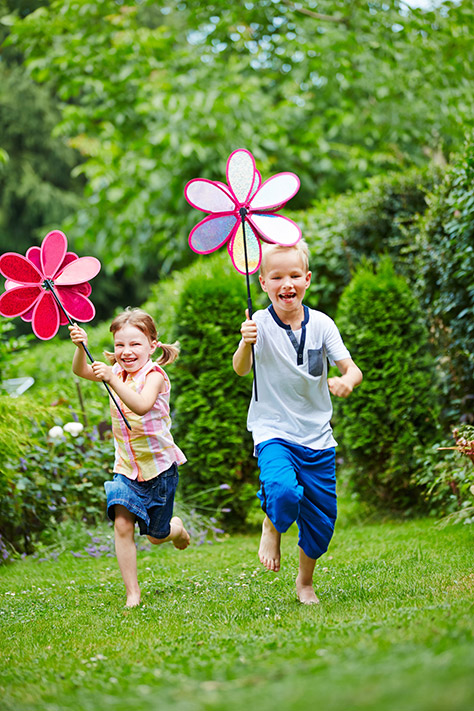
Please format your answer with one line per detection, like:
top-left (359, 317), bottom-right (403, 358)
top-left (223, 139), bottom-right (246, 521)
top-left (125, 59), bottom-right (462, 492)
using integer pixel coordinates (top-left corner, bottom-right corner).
top-left (184, 148), bottom-right (302, 275)
top-left (0, 230), bottom-right (101, 340)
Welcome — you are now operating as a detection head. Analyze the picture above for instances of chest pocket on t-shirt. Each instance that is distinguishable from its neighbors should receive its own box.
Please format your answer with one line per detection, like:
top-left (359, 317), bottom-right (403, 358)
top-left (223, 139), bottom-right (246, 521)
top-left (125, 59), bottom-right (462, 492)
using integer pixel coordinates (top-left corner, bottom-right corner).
top-left (308, 347), bottom-right (324, 377)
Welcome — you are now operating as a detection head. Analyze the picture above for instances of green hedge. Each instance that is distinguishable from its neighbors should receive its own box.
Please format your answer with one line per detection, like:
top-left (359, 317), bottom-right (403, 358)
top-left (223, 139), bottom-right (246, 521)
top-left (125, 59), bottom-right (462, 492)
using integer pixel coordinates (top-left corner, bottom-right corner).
top-left (333, 257), bottom-right (440, 511)
top-left (415, 138), bottom-right (474, 424)
top-left (168, 255), bottom-right (259, 530)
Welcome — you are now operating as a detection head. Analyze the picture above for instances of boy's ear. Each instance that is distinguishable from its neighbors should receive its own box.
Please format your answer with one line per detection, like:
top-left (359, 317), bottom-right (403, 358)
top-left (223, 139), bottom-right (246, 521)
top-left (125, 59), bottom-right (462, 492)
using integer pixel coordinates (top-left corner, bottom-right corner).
top-left (259, 274), bottom-right (268, 292)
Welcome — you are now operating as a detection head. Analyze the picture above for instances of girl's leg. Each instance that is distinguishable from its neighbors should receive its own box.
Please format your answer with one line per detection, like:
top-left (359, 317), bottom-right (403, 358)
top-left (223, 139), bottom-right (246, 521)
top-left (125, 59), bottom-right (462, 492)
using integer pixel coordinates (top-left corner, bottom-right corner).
top-left (296, 547), bottom-right (319, 605)
top-left (147, 516), bottom-right (190, 549)
top-left (114, 504), bottom-right (141, 607)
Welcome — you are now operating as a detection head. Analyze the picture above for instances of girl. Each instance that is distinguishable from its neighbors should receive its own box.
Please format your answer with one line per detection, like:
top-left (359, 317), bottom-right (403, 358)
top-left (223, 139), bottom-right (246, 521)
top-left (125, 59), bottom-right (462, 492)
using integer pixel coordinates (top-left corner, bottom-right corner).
top-left (69, 308), bottom-right (189, 607)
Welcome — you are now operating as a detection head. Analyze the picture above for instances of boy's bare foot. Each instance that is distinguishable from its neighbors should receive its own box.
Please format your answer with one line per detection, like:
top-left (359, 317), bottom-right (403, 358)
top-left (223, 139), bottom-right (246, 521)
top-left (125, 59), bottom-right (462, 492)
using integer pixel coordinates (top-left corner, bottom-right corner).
top-left (170, 516), bottom-right (190, 550)
top-left (125, 592), bottom-right (141, 608)
top-left (296, 575), bottom-right (319, 605)
top-left (258, 516), bottom-right (281, 571)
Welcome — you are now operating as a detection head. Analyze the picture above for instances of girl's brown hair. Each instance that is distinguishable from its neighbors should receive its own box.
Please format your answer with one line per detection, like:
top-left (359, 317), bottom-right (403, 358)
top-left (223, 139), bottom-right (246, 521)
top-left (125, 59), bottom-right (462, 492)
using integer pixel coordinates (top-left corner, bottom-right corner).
top-left (104, 308), bottom-right (180, 366)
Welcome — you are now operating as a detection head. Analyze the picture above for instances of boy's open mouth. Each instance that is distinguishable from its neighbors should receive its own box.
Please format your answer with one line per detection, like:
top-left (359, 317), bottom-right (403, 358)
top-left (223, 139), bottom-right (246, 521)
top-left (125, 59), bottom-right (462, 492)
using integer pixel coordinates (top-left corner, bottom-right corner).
top-left (279, 292), bottom-right (296, 301)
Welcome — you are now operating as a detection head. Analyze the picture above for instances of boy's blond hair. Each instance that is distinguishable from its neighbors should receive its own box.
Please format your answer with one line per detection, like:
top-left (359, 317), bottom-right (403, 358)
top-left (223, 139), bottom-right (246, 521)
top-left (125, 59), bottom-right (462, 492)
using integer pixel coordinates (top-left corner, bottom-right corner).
top-left (260, 239), bottom-right (310, 275)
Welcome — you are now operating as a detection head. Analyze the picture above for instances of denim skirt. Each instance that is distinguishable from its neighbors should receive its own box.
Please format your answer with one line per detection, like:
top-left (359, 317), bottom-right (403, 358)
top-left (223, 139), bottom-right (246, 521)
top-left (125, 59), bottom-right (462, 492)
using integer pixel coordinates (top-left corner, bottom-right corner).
top-left (104, 463), bottom-right (179, 539)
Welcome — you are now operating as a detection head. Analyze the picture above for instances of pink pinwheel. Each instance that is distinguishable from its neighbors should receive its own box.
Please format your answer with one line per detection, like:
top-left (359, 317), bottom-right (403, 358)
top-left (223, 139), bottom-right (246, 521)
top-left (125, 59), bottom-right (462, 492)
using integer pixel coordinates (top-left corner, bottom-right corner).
top-left (0, 230), bottom-right (100, 340)
top-left (184, 148), bottom-right (302, 275)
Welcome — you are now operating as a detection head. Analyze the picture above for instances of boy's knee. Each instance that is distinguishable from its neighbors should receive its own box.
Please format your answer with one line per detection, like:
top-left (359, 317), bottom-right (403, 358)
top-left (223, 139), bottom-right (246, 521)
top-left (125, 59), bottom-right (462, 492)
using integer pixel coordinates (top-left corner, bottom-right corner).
top-left (270, 481), bottom-right (303, 508)
top-left (261, 481), bottom-right (303, 531)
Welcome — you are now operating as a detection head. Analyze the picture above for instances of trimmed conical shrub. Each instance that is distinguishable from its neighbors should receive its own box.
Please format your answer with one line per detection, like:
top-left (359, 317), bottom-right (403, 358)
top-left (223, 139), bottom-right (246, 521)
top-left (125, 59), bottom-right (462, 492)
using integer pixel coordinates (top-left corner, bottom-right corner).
top-left (333, 257), bottom-right (439, 510)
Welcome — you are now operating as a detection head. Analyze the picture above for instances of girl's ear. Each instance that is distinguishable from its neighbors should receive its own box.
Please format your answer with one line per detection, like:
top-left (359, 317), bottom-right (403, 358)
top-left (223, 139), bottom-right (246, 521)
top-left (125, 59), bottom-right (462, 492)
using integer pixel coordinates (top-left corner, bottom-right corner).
top-left (149, 339), bottom-right (158, 354)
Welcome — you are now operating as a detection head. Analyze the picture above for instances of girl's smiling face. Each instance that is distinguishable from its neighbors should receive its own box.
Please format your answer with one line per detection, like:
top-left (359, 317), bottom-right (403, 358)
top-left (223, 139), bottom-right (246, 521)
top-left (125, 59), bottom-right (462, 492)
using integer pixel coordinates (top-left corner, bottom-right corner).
top-left (113, 324), bottom-right (157, 374)
top-left (259, 249), bottom-right (311, 321)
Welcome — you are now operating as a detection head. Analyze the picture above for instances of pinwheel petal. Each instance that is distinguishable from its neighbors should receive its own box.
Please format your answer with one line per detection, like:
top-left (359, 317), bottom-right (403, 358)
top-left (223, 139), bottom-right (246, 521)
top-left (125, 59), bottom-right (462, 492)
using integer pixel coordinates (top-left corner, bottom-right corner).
top-left (31, 291), bottom-right (60, 340)
top-left (214, 181), bottom-right (235, 199)
top-left (249, 214), bottom-right (301, 246)
top-left (250, 171), bottom-right (262, 199)
top-left (73, 282), bottom-right (92, 297)
top-left (226, 149), bottom-right (256, 204)
top-left (59, 252), bottom-right (79, 271)
top-left (228, 221), bottom-right (261, 275)
top-left (56, 287), bottom-right (95, 322)
top-left (0, 286), bottom-right (41, 317)
top-left (26, 246), bottom-right (41, 270)
top-left (0, 253), bottom-right (42, 285)
top-left (41, 230), bottom-right (68, 279)
top-left (21, 308), bottom-right (34, 322)
top-left (55, 256), bottom-right (101, 285)
top-left (185, 179), bottom-right (236, 213)
top-left (249, 173), bottom-right (300, 211)
top-left (189, 214), bottom-right (237, 254)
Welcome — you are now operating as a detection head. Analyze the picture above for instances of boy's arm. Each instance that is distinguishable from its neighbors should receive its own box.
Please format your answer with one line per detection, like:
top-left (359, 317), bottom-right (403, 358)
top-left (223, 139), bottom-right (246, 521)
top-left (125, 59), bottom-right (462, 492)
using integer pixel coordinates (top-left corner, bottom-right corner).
top-left (233, 309), bottom-right (257, 376)
top-left (328, 358), bottom-right (362, 398)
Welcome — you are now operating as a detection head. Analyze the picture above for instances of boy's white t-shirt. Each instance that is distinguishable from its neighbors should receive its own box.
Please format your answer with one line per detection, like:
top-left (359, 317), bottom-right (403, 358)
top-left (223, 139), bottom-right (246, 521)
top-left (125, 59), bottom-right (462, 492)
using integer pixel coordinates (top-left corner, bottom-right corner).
top-left (247, 305), bottom-right (351, 451)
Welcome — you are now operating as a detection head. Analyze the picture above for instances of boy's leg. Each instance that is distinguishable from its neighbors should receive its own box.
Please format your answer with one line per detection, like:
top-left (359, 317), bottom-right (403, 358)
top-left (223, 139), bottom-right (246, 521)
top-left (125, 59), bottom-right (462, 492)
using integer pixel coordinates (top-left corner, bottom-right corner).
top-left (147, 516), bottom-right (190, 549)
top-left (295, 447), bottom-right (337, 603)
top-left (296, 547), bottom-right (318, 604)
top-left (258, 515), bottom-right (282, 572)
top-left (256, 440), bottom-right (304, 572)
top-left (114, 504), bottom-right (141, 607)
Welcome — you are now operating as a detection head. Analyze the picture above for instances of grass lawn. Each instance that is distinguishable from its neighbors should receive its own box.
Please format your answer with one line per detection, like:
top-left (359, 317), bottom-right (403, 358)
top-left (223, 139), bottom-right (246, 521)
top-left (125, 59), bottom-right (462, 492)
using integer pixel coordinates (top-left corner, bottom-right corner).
top-left (1, 513), bottom-right (473, 711)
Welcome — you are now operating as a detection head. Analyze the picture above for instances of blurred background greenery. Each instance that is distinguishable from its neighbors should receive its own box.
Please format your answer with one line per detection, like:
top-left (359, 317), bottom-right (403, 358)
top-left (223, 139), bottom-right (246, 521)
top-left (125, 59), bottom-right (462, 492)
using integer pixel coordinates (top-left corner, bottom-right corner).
top-left (1, 0), bottom-right (473, 557)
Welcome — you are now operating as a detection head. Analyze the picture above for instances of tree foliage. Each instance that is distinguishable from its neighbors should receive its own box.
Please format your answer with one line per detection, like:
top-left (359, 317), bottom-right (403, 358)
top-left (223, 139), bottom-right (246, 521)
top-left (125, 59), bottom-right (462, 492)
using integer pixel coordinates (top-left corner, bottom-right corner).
top-left (3, 0), bottom-right (474, 309)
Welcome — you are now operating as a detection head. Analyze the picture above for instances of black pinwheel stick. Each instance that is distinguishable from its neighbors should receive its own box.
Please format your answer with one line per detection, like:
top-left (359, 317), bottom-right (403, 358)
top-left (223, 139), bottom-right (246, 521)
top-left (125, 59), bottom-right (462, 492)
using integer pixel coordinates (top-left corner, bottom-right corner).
top-left (239, 208), bottom-right (258, 401)
top-left (43, 279), bottom-right (132, 430)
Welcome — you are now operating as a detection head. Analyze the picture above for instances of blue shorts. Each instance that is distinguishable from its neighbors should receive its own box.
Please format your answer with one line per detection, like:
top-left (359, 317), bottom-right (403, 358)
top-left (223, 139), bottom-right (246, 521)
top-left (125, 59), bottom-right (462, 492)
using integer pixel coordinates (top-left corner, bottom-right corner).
top-left (104, 463), bottom-right (179, 539)
top-left (256, 439), bottom-right (337, 560)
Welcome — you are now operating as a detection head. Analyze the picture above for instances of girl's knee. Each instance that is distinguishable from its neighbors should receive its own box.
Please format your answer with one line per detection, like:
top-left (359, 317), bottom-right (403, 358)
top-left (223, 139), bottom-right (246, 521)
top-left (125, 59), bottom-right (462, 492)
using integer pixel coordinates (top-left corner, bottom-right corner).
top-left (114, 512), bottom-right (135, 538)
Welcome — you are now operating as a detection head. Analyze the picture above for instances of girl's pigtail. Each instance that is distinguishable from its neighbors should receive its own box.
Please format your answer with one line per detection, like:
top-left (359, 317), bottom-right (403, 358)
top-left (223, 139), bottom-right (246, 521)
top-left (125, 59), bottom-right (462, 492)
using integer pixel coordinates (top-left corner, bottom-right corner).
top-left (156, 341), bottom-right (180, 366)
top-left (103, 350), bottom-right (117, 364)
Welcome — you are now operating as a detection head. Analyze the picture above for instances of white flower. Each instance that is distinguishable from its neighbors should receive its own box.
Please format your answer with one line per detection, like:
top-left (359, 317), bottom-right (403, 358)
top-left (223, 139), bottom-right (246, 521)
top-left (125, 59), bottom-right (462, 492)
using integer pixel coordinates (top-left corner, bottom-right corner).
top-left (63, 422), bottom-right (84, 437)
top-left (48, 425), bottom-right (64, 439)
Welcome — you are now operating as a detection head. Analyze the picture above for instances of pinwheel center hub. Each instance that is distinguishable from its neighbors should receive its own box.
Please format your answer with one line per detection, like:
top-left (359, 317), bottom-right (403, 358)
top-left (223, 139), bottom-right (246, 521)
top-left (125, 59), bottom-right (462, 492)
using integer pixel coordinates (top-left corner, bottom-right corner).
top-left (239, 207), bottom-right (248, 219)
top-left (42, 278), bottom-right (55, 291)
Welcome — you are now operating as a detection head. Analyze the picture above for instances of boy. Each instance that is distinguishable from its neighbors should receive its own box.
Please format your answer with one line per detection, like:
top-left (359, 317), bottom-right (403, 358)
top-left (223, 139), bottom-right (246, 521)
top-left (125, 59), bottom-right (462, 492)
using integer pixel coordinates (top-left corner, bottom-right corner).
top-left (232, 240), bottom-right (362, 604)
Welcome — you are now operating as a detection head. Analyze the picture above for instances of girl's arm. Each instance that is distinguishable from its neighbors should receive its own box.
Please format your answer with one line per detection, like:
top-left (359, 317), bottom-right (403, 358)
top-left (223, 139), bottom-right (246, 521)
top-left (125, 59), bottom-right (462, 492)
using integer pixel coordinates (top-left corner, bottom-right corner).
top-left (328, 358), bottom-right (363, 398)
top-left (90, 363), bottom-right (164, 416)
top-left (233, 309), bottom-right (257, 376)
top-left (69, 324), bottom-right (102, 382)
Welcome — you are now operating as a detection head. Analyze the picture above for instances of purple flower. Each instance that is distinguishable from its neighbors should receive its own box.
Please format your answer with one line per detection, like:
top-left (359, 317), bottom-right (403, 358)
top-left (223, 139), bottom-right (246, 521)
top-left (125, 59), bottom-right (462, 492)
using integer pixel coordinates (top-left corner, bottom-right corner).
top-left (219, 484), bottom-right (231, 490)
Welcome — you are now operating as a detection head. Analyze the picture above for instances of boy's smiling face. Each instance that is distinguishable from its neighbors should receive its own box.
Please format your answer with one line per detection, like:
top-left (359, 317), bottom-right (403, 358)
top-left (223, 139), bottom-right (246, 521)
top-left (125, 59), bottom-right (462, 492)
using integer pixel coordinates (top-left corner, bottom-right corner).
top-left (259, 248), bottom-right (311, 324)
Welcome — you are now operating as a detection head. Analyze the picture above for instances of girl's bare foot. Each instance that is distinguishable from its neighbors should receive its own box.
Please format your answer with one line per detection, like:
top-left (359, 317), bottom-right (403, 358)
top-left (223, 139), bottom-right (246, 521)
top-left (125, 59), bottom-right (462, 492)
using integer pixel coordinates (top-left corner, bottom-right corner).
top-left (170, 516), bottom-right (190, 550)
top-left (296, 575), bottom-right (319, 605)
top-left (125, 591), bottom-right (141, 608)
top-left (258, 516), bottom-right (281, 571)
